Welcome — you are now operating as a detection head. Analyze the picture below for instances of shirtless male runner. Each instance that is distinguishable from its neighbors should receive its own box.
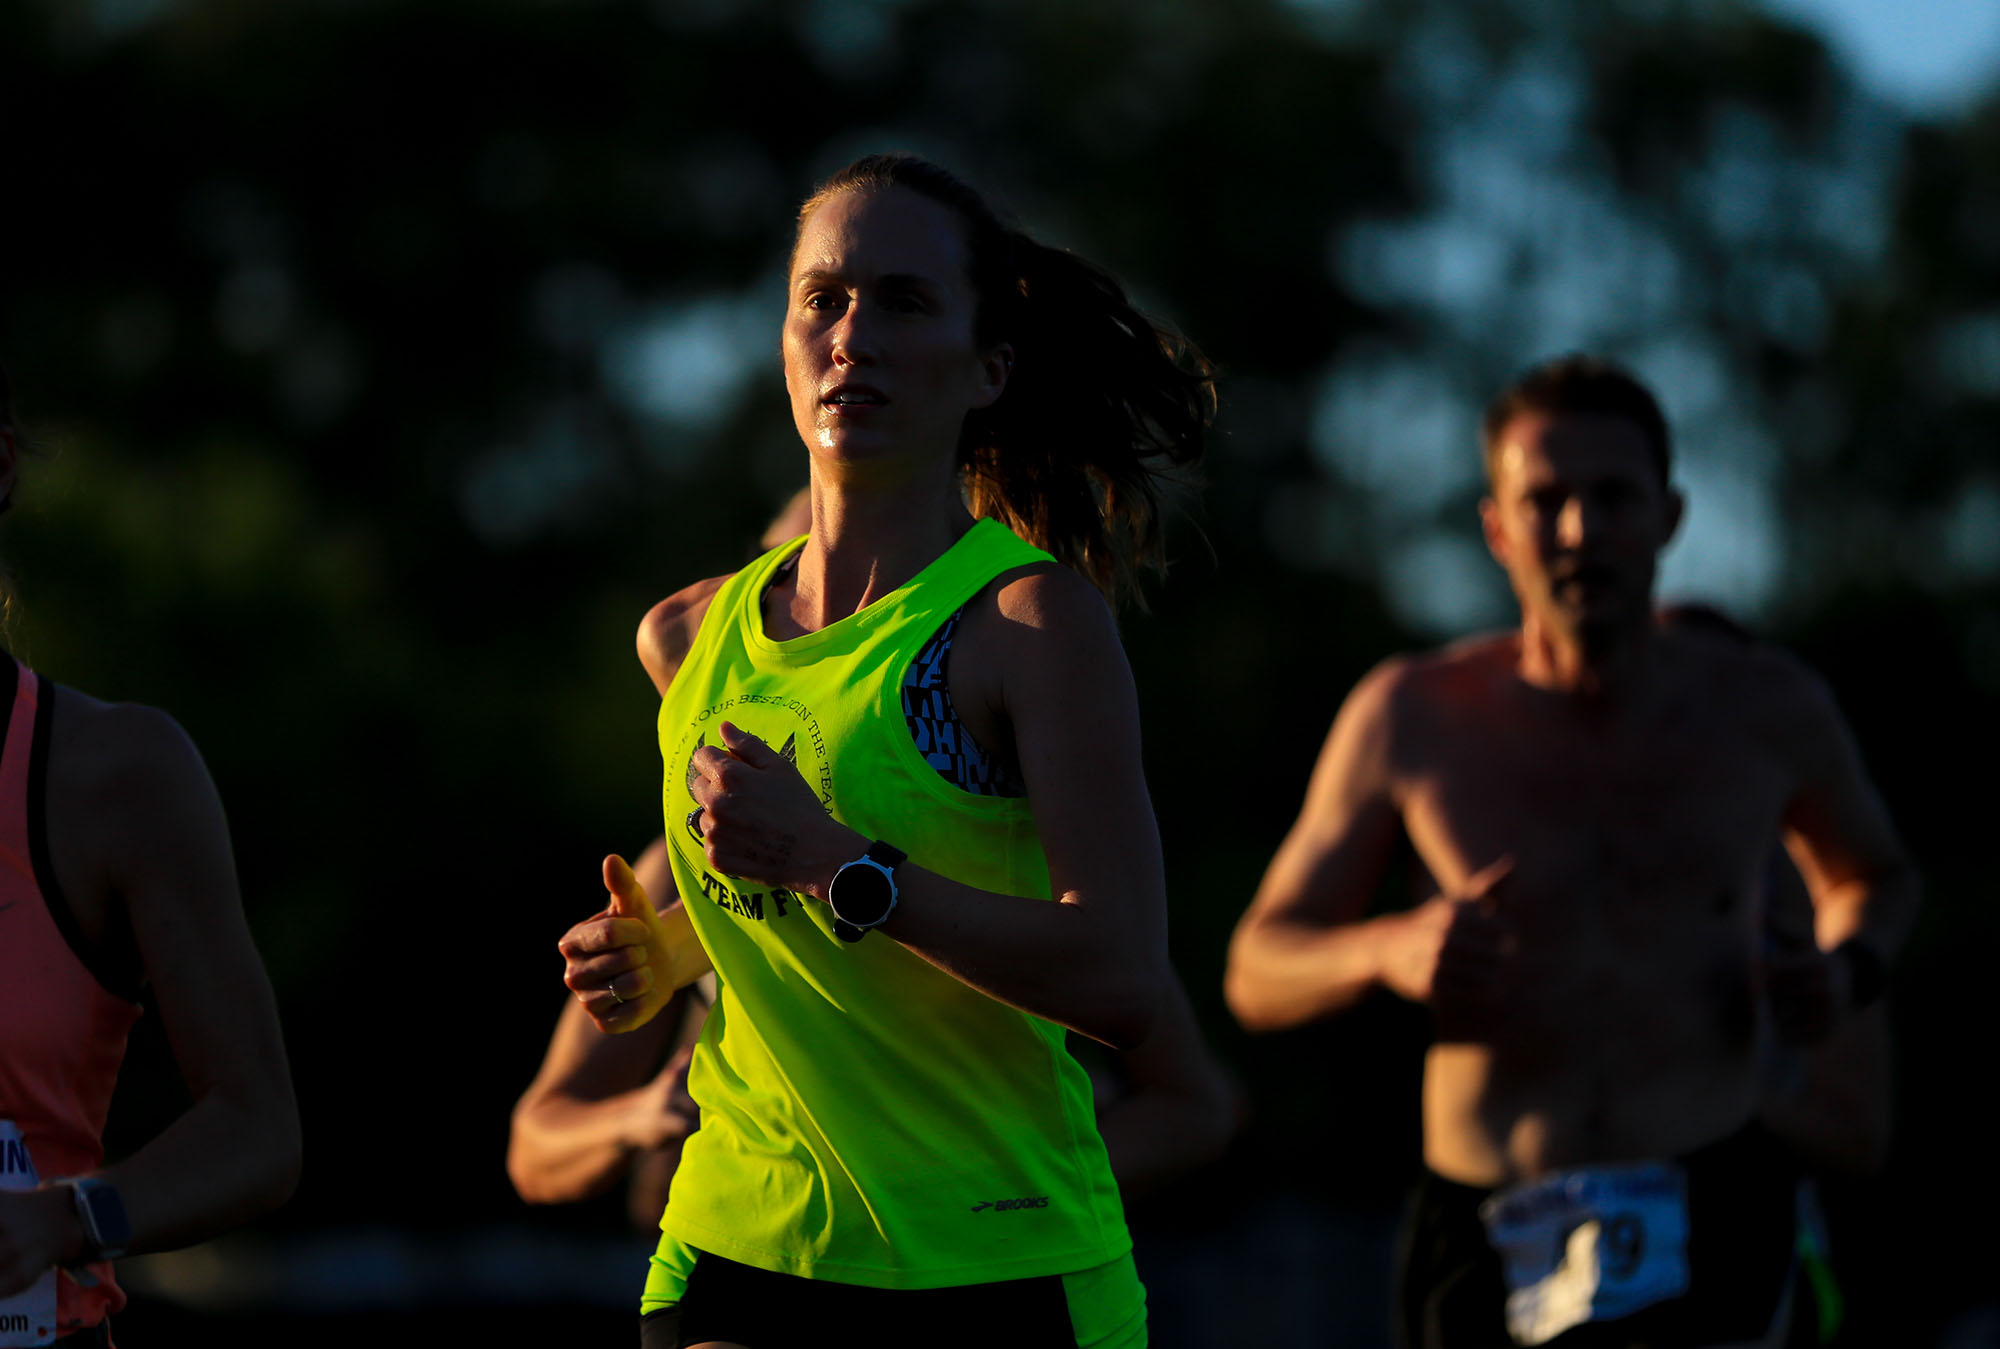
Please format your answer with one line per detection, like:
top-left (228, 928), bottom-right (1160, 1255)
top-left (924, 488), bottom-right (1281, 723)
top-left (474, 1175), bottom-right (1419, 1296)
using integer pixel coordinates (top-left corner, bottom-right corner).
top-left (1224, 356), bottom-right (1918, 1348)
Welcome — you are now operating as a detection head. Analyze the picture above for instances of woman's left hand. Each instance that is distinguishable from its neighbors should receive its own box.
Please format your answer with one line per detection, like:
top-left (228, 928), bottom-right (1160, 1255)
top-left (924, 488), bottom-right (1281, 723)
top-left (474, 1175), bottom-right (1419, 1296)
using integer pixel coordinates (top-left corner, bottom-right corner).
top-left (688, 721), bottom-right (858, 894)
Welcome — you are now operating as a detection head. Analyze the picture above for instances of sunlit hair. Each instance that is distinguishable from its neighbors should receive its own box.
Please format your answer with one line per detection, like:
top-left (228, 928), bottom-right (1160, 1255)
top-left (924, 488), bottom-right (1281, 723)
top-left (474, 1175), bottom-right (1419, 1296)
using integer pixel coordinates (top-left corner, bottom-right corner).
top-left (795, 154), bottom-right (1216, 610)
top-left (1481, 354), bottom-right (1672, 487)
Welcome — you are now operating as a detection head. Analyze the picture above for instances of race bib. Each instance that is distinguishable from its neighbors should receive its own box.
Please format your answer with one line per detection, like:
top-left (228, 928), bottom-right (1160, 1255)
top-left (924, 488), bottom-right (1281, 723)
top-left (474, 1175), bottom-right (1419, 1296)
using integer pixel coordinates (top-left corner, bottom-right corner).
top-left (0, 1122), bottom-right (57, 1347)
top-left (1479, 1160), bottom-right (1690, 1346)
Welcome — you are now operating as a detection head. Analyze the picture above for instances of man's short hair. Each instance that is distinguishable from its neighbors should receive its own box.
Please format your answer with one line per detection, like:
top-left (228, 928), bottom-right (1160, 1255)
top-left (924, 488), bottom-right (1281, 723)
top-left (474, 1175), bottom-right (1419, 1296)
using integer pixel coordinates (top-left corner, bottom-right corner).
top-left (1481, 355), bottom-right (1672, 486)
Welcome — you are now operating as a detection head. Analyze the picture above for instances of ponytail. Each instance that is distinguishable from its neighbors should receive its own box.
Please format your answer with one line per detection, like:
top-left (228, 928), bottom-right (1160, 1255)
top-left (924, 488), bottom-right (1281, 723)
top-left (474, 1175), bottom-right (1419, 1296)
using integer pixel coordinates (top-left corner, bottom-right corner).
top-left (797, 156), bottom-right (1216, 609)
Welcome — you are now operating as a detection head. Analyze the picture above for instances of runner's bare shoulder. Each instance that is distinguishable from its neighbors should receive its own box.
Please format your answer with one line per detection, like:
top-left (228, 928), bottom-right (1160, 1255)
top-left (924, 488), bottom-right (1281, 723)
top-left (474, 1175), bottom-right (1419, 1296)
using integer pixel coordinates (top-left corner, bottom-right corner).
top-left (1378, 632), bottom-right (1518, 718)
top-left (1321, 634), bottom-right (1516, 775)
top-left (1414, 630), bottom-right (1519, 683)
top-left (1672, 629), bottom-right (1847, 755)
top-left (47, 689), bottom-right (212, 829)
top-left (43, 688), bottom-right (226, 937)
top-left (638, 575), bottom-right (733, 695)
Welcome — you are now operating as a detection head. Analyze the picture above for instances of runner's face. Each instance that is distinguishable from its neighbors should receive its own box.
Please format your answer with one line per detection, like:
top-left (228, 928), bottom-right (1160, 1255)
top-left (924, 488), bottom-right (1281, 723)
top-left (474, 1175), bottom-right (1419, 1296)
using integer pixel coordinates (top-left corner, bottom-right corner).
top-left (1481, 410), bottom-right (1682, 647)
top-left (783, 186), bottom-right (1010, 471)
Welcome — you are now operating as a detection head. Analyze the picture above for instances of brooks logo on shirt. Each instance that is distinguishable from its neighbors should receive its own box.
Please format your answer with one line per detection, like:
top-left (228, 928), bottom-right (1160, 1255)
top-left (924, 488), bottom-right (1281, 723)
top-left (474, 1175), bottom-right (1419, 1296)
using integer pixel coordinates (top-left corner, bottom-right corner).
top-left (970, 1196), bottom-right (1049, 1212)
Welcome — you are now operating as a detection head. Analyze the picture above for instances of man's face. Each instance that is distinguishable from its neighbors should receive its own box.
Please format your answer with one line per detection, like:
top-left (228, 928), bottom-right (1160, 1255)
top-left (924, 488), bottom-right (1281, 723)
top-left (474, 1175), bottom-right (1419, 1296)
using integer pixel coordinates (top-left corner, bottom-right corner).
top-left (1480, 409), bottom-right (1683, 650)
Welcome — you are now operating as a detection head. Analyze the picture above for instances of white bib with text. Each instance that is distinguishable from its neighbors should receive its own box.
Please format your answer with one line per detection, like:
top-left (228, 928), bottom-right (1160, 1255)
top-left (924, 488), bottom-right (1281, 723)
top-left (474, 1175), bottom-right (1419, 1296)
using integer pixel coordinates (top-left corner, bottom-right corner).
top-left (1479, 1160), bottom-right (1691, 1346)
top-left (0, 1122), bottom-right (57, 1347)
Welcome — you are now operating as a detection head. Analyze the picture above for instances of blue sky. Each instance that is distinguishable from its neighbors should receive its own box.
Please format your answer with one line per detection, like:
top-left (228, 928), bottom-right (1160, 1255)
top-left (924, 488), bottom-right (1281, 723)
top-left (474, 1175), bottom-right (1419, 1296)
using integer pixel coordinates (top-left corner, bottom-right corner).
top-left (1759, 0), bottom-right (2000, 116)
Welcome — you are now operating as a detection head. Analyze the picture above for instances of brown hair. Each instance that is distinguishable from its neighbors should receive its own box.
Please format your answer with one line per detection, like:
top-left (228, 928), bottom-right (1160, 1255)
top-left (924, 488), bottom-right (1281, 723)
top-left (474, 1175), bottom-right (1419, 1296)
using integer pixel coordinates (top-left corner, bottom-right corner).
top-left (796, 155), bottom-right (1215, 609)
top-left (1481, 354), bottom-right (1671, 486)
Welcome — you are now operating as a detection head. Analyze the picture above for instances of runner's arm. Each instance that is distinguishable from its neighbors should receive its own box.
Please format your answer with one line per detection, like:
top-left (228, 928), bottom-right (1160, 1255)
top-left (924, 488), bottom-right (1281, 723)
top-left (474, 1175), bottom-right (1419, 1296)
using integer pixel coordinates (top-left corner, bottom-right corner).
top-left (1757, 847), bottom-right (1892, 1172)
top-left (554, 584), bottom-right (726, 1036)
top-left (871, 568), bottom-right (1166, 1047)
top-left (28, 705), bottom-right (298, 1270)
top-left (1095, 974), bottom-right (1242, 1198)
top-left (514, 840), bottom-right (705, 1203)
top-left (1775, 665), bottom-right (1921, 969)
top-left (508, 992), bottom-right (700, 1204)
top-left (560, 849), bottom-right (713, 1037)
top-left (1223, 661), bottom-right (1412, 1030)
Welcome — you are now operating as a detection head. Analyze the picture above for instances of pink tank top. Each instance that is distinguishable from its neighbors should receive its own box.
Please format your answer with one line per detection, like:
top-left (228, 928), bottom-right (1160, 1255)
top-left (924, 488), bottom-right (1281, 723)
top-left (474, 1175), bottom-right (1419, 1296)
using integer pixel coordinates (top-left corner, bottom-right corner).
top-left (0, 657), bottom-right (141, 1337)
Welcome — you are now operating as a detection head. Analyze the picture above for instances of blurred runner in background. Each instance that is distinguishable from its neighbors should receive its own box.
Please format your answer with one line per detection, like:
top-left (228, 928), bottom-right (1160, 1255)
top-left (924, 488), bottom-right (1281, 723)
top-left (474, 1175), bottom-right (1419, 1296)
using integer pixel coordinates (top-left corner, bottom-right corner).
top-left (1225, 356), bottom-right (1917, 1349)
top-left (0, 365), bottom-right (301, 1347)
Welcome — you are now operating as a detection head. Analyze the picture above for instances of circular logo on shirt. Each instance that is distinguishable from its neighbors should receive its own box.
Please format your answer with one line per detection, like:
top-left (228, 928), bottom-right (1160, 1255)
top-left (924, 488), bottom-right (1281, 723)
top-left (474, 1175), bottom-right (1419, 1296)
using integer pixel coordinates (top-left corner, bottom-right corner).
top-left (668, 694), bottom-right (835, 928)
top-left (669, 692), bottom-right (835, 877)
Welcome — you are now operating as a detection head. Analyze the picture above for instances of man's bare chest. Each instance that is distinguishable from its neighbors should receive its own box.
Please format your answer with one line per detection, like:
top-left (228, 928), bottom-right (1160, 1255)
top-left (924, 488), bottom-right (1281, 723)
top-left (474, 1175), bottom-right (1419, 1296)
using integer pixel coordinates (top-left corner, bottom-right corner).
top-left (1399, 719), bottom-right (1793, 929)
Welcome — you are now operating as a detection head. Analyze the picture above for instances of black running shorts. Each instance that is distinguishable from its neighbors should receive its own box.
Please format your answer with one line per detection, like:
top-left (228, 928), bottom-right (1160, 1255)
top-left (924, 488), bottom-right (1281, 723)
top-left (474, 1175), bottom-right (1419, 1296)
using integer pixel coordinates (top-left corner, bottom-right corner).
top-left (639, 1249), bottom-right (1083, 1349)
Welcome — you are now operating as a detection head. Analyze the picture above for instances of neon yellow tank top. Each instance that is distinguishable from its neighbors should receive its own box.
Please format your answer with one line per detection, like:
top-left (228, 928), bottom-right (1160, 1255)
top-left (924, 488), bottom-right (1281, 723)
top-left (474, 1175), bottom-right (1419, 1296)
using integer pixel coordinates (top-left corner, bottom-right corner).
top-left (655, 517), bottom-right (1130, 1289)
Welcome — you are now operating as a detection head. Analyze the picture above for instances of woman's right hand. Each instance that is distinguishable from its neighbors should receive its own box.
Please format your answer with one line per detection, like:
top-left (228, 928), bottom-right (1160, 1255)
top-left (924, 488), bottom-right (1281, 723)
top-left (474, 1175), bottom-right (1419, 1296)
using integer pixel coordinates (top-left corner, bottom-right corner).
top-left (560, 855), bottom-right (710, 1033)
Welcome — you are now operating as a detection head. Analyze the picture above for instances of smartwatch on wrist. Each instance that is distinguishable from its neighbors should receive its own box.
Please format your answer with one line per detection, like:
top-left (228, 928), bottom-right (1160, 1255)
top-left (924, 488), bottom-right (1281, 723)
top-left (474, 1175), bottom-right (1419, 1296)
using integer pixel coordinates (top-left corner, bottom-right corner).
top-left (57, 1176), bottom-right (131, 1262)
top-left (827, 840), bottom-right (906, 942)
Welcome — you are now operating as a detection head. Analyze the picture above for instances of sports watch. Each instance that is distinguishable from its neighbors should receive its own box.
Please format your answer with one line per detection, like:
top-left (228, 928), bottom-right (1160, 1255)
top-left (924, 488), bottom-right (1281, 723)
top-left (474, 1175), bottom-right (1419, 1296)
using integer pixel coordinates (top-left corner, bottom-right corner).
top-left (58, 1176), bottom-right (131, 1261)
top-left (826, 840), bottom-right (906, 942)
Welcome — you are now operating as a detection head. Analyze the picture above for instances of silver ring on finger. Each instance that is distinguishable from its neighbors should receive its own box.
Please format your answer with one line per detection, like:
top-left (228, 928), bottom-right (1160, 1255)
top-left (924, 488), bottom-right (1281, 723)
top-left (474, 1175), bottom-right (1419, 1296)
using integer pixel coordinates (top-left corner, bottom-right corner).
top-left (685, 806), bottom-right (705, 839)
top-left (607, 982), bottom-right (626, 1007)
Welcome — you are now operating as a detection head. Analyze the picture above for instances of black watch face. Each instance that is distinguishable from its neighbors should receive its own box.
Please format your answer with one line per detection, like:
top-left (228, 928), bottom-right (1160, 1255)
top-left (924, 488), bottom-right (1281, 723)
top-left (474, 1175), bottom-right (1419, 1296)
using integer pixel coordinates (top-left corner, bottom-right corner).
top-left (830, 861), bottom-right (894, 930)
top-left (82, 1183), bottom-right (132, 1249)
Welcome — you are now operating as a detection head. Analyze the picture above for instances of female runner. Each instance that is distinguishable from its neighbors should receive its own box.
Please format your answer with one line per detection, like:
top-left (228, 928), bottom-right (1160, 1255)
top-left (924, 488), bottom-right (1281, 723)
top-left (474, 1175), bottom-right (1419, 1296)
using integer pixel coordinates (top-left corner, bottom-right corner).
top-left (0, 366), bottom-right (301, 1345)
top-left (557, 154), bottom-right (1212, 1348)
